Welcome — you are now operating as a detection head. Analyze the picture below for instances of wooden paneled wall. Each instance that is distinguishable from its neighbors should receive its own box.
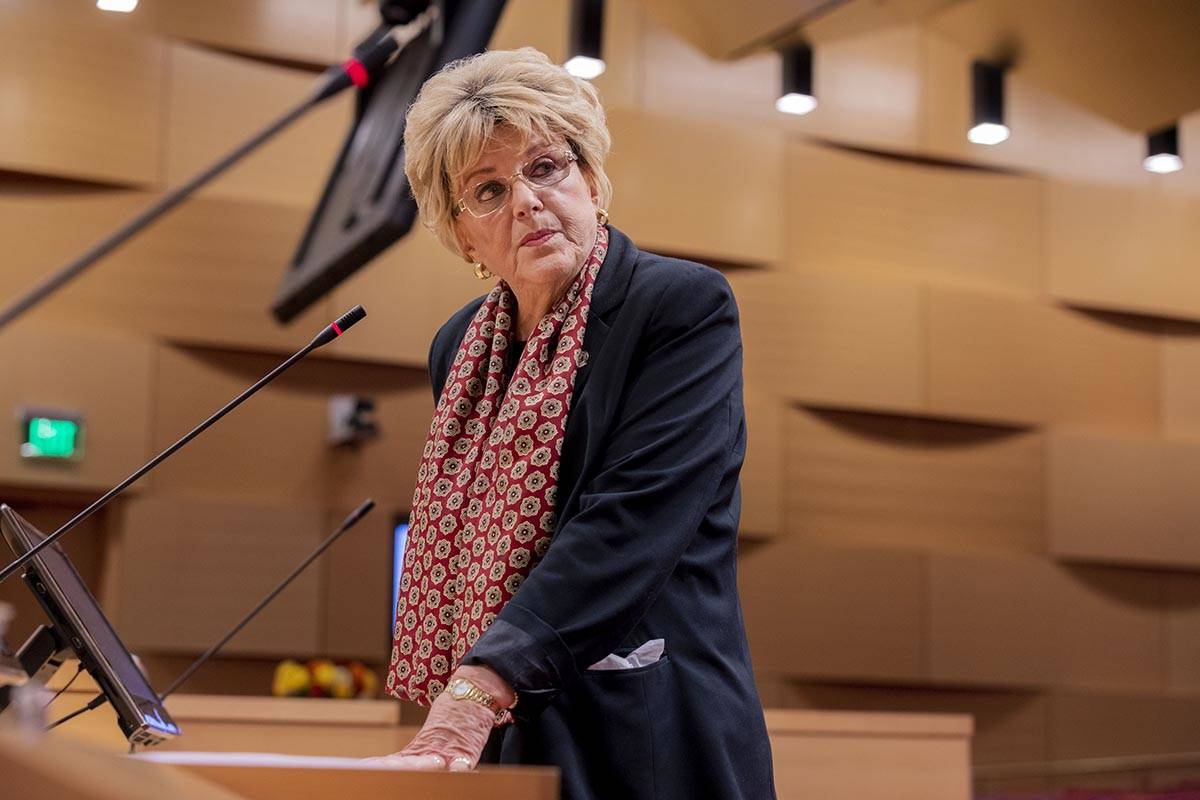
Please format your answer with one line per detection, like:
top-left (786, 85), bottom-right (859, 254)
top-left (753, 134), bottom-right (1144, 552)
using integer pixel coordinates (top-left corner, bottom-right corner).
top-left (3, 0), bottom-right (1200, 776)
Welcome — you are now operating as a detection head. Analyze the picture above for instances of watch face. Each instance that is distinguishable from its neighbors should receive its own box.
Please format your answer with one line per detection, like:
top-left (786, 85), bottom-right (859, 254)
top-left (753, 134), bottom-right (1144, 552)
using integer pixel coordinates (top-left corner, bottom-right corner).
top-left (450, 681), bottom-right (470, 699)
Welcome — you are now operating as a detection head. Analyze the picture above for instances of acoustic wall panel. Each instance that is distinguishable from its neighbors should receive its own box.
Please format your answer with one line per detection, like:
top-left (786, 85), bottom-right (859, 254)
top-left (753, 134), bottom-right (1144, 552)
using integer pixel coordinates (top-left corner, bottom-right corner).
top-left (150, 345), bottom-right (429, 510)
top-left (1161, 327), bottom-right (1200, 439)
top-left (927, 553), bottom-right (1059, 687)
top-left (739, 539), bottom-right (925, 683)
top-left (605, 108), bottom-right (785, 267)
top-left (1049, 691), bottom-right (1200, 761)
top-left (163, 44), bottom-right (353, 209)
top-left (0, 324), bottom-right (153, 493)
top-left (784, 408), bottom-right (1044, 554)
top-left (57, 194), bottom-right (334, 354)
top-left (0, 1), bottom-right (165, 185)
top-left (112, 494), bottom-right (325, 656)
top-left (144, 0), bottom-right (341, 65)
top-left (776, 683), bottom-right (1051, 766)
top-left (1052, 565), bottom-right (1167, 692)
top-left (1166, 573), bottom-right (1200, 692)
top-left (326, 226), bottom-right (483, 368)
top-left (1046, 181), bottom-right (1200, 322)
top-left (320, 505), bottom-right (396, 661)
top-left (729, 270), bottom-right (923, 414)
top-left (1048, 433), bottom-right (1200, 570)
top-left (786, 141), bottom-right (1042, 292)
top-left (926, 286), bottom-right (1159, 431)
top-left (739, 387), bottom-right (784, 538)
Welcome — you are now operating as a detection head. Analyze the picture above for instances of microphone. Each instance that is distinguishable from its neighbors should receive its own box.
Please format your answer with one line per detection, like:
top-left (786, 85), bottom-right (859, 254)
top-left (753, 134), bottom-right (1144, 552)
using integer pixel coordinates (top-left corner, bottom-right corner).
top-left (0, 306), bottom-right (366, 585)
top-left (310, 28), bottom-right (403, 102)
top-left (309, 304), bottom-right (367, 349)
top-left (47, 499), bottom-right (377, 731)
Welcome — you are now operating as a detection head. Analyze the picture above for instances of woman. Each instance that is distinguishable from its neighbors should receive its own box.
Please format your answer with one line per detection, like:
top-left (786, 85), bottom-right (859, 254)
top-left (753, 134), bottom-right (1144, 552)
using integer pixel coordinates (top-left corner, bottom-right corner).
top-left (380, 47), bottom-right (775, 799)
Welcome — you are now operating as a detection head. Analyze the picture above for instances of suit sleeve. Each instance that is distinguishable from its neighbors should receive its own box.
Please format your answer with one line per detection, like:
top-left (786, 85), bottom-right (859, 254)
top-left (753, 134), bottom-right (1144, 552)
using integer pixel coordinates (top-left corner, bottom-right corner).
top-left (462, 266), bottom-right (743, 718)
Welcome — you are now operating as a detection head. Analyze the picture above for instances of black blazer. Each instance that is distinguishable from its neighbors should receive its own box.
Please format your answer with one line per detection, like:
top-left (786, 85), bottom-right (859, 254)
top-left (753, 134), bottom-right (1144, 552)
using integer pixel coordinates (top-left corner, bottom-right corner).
top-left (428, 226), bottom-right (776, 800)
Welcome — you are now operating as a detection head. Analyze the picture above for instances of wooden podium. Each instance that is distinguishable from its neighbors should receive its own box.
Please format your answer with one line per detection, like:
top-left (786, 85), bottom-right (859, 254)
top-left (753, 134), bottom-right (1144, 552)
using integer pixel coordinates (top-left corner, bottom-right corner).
top-left (31, 681), bottom-right (972, 799)
top-left (1, 729), bottom-right (558, 800)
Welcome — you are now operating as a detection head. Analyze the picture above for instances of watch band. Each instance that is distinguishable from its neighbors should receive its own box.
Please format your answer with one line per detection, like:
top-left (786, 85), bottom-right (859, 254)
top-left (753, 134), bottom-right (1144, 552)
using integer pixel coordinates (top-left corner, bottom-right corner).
top-left (445, 677), bottom-right (517, 724)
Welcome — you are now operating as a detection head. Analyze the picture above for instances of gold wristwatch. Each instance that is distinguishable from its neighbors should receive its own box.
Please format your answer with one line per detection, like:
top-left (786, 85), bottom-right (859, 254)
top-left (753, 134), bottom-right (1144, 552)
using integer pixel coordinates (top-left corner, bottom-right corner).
top-left (445, 677), bottom-right (517, 724)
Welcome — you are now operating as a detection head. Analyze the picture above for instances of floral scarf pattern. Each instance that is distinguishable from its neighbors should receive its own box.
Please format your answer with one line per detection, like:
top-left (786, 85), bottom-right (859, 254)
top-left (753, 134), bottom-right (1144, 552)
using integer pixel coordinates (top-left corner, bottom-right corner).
top-left (387, 224), bottom-right (607, 705)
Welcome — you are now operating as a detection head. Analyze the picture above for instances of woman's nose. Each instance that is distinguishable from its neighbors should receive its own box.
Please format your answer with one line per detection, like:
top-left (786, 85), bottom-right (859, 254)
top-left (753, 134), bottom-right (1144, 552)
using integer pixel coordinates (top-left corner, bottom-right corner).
top-left (510, 178), bottom-right (543, 217)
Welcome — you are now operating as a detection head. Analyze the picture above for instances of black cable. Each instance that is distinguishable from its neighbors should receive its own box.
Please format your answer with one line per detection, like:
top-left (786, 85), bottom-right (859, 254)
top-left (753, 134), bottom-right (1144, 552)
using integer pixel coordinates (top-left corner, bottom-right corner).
top-left (45, 693), bottom-right (106, 731)
top-left (43, 663), bottom-right (82, 708)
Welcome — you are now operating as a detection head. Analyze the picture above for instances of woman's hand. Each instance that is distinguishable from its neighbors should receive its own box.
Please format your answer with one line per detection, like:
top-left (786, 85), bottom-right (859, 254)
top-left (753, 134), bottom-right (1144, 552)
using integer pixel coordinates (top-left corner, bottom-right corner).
top-left (371, 665), bottom-right (515, 771)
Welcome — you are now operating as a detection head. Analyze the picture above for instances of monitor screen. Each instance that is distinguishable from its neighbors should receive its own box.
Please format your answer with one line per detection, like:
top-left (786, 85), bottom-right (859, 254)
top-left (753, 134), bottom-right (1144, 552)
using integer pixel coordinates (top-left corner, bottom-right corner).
top-left (0, 505), bottom-right (179, 745)
top-left (391, 515), bottom-right (409, 635)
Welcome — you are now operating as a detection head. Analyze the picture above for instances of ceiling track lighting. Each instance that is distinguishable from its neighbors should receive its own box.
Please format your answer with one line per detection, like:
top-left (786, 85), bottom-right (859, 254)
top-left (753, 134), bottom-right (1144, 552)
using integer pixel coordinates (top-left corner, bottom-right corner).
top-left (565, 0), bottom-right (605, 80)
top-left (1144, 124), bottom-right (1183, 173)
top-left (968, 60), bottom-right (1009, 146)
top-left (97, 0), bottom-right (138, 11)
top-left (776, 42), bottom-right (816, 116)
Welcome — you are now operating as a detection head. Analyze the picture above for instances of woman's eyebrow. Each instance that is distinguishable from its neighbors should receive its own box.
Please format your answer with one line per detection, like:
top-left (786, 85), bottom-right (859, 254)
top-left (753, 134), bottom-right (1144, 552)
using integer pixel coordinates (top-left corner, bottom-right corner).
top-left (463, 143), bottom-right (552, 185)
top-left (463, 165), bottom-right (497, 184)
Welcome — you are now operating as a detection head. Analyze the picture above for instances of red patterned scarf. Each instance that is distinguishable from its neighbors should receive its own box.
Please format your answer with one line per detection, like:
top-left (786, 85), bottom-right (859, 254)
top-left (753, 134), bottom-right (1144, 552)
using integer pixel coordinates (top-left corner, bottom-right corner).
top-left (387, 224), bottom-right (608, 705)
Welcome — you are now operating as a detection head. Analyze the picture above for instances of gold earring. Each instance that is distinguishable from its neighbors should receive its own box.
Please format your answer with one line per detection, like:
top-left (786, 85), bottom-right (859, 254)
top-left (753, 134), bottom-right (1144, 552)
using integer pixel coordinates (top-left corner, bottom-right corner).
top-left (596, 207), bottom-right (609, 225)
top-left (473, 262), bottom-right (492, 280)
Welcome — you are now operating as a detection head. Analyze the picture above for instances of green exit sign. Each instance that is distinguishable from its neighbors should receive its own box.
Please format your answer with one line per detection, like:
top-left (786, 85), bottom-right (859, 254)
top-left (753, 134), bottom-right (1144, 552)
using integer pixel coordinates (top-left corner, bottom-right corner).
top-left (20, 414), bottom-right (81, 460)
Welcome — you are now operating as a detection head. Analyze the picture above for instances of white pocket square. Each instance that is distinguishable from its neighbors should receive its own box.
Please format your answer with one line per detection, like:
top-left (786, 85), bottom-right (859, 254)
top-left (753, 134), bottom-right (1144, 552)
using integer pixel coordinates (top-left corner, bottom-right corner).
top-left (587, 639), bottom-right (665, 671)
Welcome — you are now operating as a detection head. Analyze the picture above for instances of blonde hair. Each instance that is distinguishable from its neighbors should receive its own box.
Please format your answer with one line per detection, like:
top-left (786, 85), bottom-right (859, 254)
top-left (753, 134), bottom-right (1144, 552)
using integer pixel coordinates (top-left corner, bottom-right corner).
top-left (403, 47), bottom-right (613, 259)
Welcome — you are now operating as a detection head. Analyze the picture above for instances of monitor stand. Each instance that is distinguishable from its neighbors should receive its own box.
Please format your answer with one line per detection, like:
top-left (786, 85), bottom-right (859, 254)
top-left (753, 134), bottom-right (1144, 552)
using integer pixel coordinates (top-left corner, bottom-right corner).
top-left (0, 623), bottom-right (70, 716)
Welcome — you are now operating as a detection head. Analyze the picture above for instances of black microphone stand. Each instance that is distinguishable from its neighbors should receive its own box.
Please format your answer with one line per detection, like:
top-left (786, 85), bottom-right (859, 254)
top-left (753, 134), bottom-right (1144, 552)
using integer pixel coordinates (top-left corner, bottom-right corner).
top-left (0, 23), bottom-right (412, 333)
top-left (0, 305), bottom-right (366, 586)
top-left (46, 499), bottom-right (376, 733)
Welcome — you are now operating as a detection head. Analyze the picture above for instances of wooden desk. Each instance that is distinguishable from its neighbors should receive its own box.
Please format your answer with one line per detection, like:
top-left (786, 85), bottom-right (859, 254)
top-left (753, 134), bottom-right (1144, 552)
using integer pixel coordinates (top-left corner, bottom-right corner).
top-left (2, 729), bottom-right (559, 800)
top-left (43, 680), bottom-right (973, 799)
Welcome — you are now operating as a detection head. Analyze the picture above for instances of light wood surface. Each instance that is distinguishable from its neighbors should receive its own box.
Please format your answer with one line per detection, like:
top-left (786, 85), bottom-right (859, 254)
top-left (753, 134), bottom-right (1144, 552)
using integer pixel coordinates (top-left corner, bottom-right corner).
top-left (148, 754), bottom-right (560, 800)
top-left (0, 323), bottom-right (154, 493)
top-left (0, 1), bottom-right (165, 185)
top-left (740, 538), bottom-right (925, 682)
top-left (163, 43), bottom-right (353, 209)
top-left (919, 29), bottom-right (1148, 187)
top-left (641, 22), bottom-right (926, 155)
top-left (740, 386), bottom-right (784, 537)
top-left (786, 140), bottom-right (1042, 292)
top-left (139, 0), bottom-right (342, 65)
top-left (731, 269), bottom-right (924, 413)
top-left (144, 344), bottom-right (428, 508)
top-left (783, 406), bottom-right (1045, 554)
top-left (40, 689), bottom-right (970, 800)
top-left (1049, 433), bottom-right (1200, 570)
top-left (766, 708), bottom-right (972, 800)
top-left (926, 285), bottom-right (1160, 431)
top-left (927, 552), bottom-right (1060, 687)
top-left (109, 494), bottom-right (326, 657)
top-left (605, 108), bottom-right (785, 267)
top-left (1046, 181), bottom-right (1200, 322)
top-left (1, 729), bottom-right (244, 800)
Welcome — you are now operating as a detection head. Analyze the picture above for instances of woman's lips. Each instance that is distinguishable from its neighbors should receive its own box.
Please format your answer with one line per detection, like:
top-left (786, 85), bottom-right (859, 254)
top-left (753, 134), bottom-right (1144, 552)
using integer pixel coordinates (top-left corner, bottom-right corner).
top-left (520, 229), bottom-right (557, 247)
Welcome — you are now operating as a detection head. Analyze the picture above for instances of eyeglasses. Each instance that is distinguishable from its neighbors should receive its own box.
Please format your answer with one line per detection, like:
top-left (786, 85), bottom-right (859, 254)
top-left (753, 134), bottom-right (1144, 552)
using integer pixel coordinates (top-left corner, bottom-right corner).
top-left (453, 147), bottom-right (578, 219)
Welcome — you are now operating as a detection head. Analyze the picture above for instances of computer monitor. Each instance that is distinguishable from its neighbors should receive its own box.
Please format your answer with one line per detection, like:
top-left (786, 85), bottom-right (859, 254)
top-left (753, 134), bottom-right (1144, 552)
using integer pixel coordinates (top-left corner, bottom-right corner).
top-left (0, 504), bottom-right (179, 746)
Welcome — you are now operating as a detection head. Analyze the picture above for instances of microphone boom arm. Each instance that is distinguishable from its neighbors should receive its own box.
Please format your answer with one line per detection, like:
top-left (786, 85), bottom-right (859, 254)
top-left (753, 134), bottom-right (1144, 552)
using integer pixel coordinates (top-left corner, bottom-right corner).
top-left (0, 26), bottom-right (407, 333)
